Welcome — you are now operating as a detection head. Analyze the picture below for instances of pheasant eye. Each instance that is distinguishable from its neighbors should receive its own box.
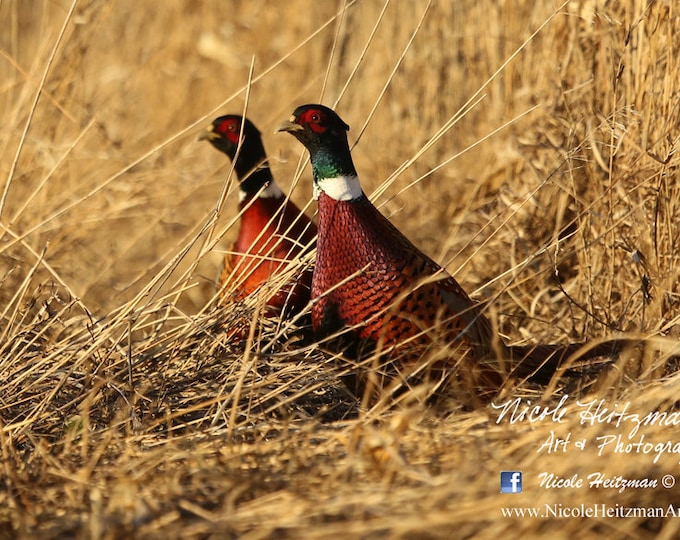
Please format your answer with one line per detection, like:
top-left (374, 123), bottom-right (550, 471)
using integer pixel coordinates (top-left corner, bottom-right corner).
top-left (300, 109), bottom-right (328, 133)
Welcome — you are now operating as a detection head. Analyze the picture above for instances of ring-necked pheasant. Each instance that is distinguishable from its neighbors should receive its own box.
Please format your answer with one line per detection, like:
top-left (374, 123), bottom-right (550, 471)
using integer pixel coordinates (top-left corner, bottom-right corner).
top-left (277, 104), bottom-right (617, 400)
top-left (201, 114), bottom-right (317, 318)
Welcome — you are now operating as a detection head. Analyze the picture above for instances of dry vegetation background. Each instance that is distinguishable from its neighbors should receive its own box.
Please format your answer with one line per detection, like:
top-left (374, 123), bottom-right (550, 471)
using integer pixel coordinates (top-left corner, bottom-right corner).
top-left (2, 0), bottom-right (680, 538)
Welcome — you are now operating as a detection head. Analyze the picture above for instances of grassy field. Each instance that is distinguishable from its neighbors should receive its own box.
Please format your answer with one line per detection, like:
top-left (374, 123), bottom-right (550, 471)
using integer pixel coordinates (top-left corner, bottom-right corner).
top-left (2, 0), bottom-right (680, 538)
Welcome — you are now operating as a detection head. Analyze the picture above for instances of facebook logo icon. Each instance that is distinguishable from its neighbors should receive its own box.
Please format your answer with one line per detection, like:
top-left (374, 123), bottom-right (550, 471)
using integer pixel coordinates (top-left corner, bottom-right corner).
top-left (500, 471), bottom-right (523, 493)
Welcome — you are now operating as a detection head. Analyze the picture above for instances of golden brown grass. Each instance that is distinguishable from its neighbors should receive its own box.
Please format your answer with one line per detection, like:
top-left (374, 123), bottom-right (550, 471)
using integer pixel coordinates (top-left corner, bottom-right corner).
top-left (2, 0), bottom-right (680, 538)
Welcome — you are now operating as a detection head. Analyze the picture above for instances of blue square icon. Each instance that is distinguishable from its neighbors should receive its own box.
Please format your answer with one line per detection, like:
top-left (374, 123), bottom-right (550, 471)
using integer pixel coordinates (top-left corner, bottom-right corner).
top-left (500, 471), bottom-right (523, 493)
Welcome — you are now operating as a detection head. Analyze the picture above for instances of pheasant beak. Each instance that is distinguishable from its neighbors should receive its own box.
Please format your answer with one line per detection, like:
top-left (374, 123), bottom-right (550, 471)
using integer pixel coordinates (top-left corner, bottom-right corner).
top-left (275, 117), bottom-right (304, 134)
top-left (198, 125), bottom-right (219, 142)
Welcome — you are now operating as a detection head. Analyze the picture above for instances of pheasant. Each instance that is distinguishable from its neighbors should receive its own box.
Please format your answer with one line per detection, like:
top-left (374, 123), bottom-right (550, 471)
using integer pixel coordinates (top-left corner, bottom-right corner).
top-left (277, 104), bottom-right (617, 399)
top-left (201, 114), bottom-right (317, 318)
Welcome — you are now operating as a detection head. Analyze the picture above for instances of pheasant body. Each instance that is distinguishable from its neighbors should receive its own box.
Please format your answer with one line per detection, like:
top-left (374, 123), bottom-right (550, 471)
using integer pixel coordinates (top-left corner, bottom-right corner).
top-left (202, 115), bottom-right (316, 316)
top-left (278, 104), bottom-right (617, 397)
top-left (225, 192), bottom-right (316, 315)
top-left (278, 105), bottom-right (502, 393)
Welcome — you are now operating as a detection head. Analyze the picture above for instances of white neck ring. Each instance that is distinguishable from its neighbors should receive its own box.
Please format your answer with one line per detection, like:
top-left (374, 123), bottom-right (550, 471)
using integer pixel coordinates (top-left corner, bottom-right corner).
top-left (316, 174), bottom-right (363, 201)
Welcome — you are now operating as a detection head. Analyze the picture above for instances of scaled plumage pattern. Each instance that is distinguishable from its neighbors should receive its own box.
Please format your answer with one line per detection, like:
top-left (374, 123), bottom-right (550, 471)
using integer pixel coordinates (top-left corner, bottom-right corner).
top-left (202, 115), bottom-right (317, 317)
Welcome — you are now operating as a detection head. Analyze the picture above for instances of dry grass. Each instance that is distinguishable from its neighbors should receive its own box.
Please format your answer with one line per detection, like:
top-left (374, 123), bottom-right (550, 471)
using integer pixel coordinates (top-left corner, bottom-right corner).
top-left (2, 0), bottom-right (680, 538)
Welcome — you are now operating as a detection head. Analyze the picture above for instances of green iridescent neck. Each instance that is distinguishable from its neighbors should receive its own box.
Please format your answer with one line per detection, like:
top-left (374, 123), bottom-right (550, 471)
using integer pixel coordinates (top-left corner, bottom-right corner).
top-left (310, 145), bottom-right (357, 183)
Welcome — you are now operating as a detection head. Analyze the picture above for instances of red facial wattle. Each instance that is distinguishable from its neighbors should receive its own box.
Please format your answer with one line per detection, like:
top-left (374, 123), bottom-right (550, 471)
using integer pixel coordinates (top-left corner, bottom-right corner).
top-left (298, 109), bottom-right (328, 134)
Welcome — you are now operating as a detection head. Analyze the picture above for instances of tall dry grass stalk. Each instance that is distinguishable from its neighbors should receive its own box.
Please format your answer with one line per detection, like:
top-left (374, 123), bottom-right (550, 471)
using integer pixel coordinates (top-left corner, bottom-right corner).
top-left (2, 1), bottom-right (680, 538)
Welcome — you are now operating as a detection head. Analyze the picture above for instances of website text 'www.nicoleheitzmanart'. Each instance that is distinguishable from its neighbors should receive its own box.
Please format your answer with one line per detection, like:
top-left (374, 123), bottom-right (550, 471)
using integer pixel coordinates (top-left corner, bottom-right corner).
top-left (501, 503), bottom-right (680, 519)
